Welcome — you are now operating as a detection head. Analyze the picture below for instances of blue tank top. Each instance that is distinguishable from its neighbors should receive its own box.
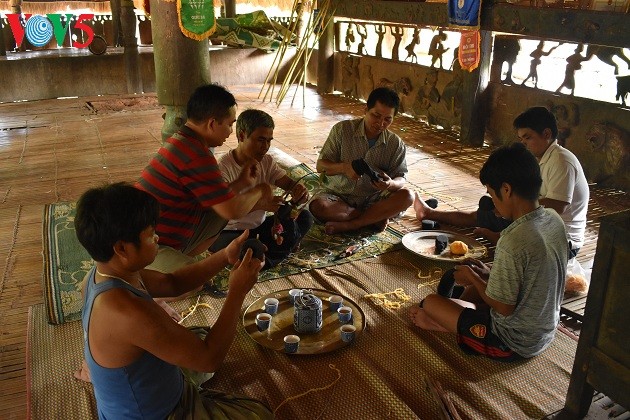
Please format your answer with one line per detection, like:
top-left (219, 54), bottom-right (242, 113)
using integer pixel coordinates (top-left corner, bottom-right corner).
top-left (82, 268), bottom-right (183, 419)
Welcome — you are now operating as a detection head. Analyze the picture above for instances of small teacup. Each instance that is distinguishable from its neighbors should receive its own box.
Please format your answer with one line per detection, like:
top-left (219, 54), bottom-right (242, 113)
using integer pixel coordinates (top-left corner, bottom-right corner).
top-left (288, 289), bottom-right (301, 304)
top-left (264, 298), bottom-right (279, 315)
top-left (255, 313), bottom-right (272, 331)
top-left (337, 306), bottom-right (353, 324)
top-left (284, 335), bottom-right (300, 353)
top-left (340, 324), bottom-right (356, 343)
top-left (328, 295), bottom-right (343, 312)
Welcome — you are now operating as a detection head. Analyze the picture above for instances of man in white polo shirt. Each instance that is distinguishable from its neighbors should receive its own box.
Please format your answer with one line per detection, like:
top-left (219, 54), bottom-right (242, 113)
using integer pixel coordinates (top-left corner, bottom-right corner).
top-left (512, 106), bottom-right (589, 257)
top-left (414, 106), bottom-right (588, 257)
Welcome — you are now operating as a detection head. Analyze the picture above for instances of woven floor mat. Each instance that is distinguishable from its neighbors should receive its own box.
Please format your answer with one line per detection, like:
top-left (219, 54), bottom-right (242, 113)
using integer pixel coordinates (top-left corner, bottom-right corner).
top-left (28, 250), bottom-right (578, 419)
top-left (210, 251), bottom-right (577, 419)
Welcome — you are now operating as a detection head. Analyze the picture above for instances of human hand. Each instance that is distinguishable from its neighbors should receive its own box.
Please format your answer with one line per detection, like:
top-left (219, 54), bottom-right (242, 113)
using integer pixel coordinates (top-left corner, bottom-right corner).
top-left (228, 248), bottom-right (263, 297)
top-left (453, 264), bottom-right (476, 286)
top-left (236, 159), bottom-right (259, 189)
top-left (253, 182), bottom-right (274, 205)
top-left (259, 195), bottom-right (284, 213)
top-left (346, 162), bottom-right (361, 180)
top-left (460, 258), bottom-right (490, 280)
top-left (289, 183), bottom-right (309, 205)
top-left (473, 227), bottom-right (500, 245)
top-left (225, 230), bottom-right (250, 266)
top-left (372, 171), bottom-right (392, 191)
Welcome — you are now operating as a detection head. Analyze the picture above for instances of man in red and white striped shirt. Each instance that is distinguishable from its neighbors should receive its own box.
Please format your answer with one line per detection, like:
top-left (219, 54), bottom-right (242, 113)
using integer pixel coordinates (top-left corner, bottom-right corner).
top-left (137, 84), bottom-right (272, 279)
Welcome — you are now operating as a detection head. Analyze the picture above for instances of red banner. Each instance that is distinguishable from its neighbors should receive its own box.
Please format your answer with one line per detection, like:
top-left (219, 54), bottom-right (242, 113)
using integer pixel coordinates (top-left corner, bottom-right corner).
top-left (458, 30), bottom-right (480, 72)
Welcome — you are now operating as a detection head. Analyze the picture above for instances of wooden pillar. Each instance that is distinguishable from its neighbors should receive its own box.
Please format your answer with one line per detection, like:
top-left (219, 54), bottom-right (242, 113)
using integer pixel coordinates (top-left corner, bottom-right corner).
top-left (0, 17), bottom-right (6, 56)
top-left (120, 0), bottom-right (142, 94)
top-left (224, 0), bottom-right (236, 18)
top-left (110, 0), bottom-right (123, 46)
top-left (317, 3), bottom-right (334, 94)
top-left (149, 0), bottom-right (211, 141)
top-left (459, 30), bottom-right (491, 147)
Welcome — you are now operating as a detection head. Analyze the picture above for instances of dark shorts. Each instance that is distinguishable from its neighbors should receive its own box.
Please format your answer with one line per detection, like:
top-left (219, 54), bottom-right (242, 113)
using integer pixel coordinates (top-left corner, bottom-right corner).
top-left (456, 308), bottom-right (521, 362)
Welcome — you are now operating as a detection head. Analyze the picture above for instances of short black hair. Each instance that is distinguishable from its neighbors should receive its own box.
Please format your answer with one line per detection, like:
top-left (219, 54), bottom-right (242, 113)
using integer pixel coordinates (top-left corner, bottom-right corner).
top-left (366, 87), bottom-right (400, 116)
top-left (236, 109), bottom-right (275, 140)
top-left (75, 183), bottom-right (159, 262)
top-left (479, 143), bottom-right (542, 201)
top-left (186, 84), bottom-right (237, 123)
top-left (513, 106), bottom-right (558, 139)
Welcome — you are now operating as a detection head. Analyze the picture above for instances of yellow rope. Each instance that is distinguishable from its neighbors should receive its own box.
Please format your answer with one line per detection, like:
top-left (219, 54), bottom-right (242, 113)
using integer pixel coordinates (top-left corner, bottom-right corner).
top-left (273, 364), bottom-right (341, 416)
top-left (178, 295), bottom-right (213, 324)
top-left (364, 288), bottom-right (411, 310)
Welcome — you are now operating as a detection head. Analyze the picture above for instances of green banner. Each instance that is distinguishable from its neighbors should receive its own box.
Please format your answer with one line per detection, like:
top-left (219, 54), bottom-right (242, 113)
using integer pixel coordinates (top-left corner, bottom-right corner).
top-left (177, 0), bottom-right (216, 40)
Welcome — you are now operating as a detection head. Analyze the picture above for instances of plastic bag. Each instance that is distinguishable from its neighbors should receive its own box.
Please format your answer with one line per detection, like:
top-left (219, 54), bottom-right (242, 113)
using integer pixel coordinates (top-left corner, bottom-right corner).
top-left (565, 257), bottom-right (589, 295)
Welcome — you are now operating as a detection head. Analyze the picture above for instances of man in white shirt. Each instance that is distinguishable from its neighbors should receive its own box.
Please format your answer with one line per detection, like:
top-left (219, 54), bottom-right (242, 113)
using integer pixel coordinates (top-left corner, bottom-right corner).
top-left (414, 106), bottom-right (588, 257)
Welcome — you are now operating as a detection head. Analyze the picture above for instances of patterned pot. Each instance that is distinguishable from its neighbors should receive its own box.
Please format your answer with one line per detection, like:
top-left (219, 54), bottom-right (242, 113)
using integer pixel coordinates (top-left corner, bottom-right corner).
top-left (293, 290), bottom-right (323, 334)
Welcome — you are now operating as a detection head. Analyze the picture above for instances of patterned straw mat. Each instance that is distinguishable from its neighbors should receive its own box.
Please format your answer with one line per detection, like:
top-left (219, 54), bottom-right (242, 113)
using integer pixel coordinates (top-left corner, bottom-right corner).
top-left (28, 251), bottom-right (577, 420)
top-left (41, 162), bottom-right (402, 325)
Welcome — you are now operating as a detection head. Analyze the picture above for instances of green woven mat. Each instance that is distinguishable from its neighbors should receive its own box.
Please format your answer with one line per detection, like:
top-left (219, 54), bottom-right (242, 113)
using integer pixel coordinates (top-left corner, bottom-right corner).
top-left (41, 163), bottom-right (403, 324)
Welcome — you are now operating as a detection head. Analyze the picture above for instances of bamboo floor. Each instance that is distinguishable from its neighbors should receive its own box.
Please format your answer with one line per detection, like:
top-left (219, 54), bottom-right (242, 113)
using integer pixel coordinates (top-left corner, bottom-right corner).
top-left (0, 85), bottom-right (628, 419)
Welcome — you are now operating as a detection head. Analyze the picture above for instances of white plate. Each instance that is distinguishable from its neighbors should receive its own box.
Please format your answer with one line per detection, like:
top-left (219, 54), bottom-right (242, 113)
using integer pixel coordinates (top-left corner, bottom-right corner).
top-left (402, 231), bottom-right (486, 262)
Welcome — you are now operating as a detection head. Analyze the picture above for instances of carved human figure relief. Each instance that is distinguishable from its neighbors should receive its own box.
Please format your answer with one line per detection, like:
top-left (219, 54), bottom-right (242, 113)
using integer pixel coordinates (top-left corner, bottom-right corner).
top-left (404, 27), bottom-right (420, 63)
top-left (429, 30), bottom-right (449, 69)
top-left (374, 24), bottom-right (386, 58)
top-left (391, 26), bottom-right (403, 61)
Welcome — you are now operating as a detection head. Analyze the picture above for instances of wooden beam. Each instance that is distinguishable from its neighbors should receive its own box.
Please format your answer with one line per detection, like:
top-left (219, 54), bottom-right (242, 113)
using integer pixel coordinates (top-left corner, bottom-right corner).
top-left (333, 1), bottom-right (630, 49)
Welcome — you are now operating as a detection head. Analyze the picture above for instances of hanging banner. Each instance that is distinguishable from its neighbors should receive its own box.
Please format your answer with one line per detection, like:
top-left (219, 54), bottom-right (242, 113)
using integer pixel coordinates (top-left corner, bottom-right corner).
top-left (448, 0), bottom-right (481, 29)
top-left (458, 30), bottom-right (480, 72)
top-left (177, 0), bottom-right (216, 40)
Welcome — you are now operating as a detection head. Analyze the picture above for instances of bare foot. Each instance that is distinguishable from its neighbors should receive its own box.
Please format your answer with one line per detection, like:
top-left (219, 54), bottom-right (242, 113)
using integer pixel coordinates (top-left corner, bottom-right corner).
top-left (473, 227), bottom-right (500, 245)
top-left (409, 305), bottom-right (429, 328)
top-left (73, 359), bottom-right (91, 382)
top-left (413, 192), bottom-right (432, 221)
top-left (324, 221), bottom-right (350, 234)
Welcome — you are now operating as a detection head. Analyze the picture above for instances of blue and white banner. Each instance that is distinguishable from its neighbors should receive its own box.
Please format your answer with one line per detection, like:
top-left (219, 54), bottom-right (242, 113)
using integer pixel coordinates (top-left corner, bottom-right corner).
top-left (448, 0), bottom-right (481, 29)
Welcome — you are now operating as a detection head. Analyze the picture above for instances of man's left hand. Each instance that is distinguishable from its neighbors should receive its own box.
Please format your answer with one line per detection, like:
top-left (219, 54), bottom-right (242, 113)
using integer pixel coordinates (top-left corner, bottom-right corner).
top-left (225, 230), bottom-right (249, 265)
top-left (290, 183), bottom-right (309, 205)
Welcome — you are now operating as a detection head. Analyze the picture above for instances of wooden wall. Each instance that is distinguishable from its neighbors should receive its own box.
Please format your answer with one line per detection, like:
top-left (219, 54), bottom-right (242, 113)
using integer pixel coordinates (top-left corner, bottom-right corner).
top-left (329, 0), bottom-right (630, 192)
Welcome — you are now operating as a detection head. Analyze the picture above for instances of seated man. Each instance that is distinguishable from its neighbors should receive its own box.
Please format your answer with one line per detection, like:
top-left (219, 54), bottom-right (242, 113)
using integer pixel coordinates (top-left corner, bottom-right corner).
top-left (136, 84), bottom-right (273, 281)
top-left (309, 87), bottom-right (414, 234)
top-left (414, 106), bottom-right (588, 258)
top-left (74, 182), bottom-right (273, 418)
top-left (410, 143), bottom-right (568, 361)
top-left (210, 109), bottom-right (314, 268)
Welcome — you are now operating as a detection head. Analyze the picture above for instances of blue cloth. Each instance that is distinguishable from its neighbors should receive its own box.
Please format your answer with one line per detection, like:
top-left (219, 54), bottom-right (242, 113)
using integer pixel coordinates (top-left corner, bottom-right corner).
top-left (82, 268), bottom-right (183, 419)
top-left (448, 0), bottom-right (481, 28)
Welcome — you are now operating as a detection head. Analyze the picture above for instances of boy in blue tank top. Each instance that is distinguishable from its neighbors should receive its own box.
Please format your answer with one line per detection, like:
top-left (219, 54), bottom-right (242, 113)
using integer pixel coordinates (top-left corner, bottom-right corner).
top-left (75, 182), bottom-right (272, 419)
top-left (409, 143), bottom-right (568, 360)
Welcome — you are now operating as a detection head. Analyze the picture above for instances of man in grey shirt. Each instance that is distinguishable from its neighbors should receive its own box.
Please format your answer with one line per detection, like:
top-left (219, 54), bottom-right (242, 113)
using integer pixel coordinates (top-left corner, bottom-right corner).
top-left (410, 143), bottom-right (568, 360)
top-left (310, 87), bottom-right (413, 234)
